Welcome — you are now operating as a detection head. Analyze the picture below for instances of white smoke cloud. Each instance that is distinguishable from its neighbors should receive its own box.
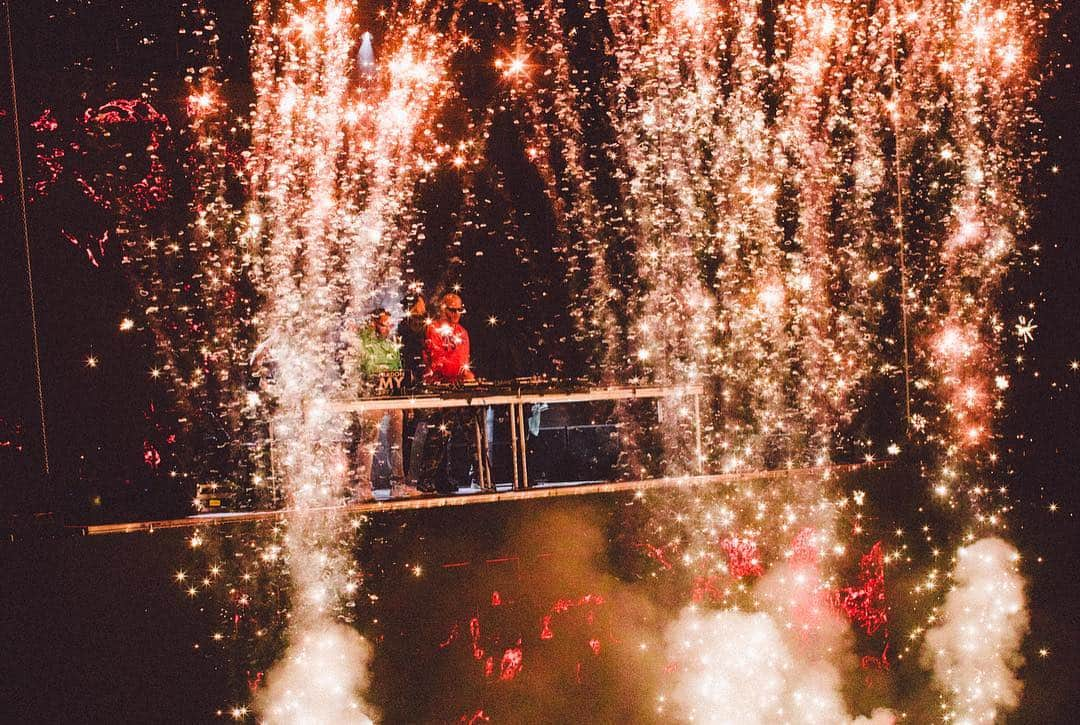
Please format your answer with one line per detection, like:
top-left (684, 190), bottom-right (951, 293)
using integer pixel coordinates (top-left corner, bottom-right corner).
top-left (922, 537), bottom-right (1029, 724)
top-left (242, 2), bottom-right (453, 722)
top-left (664, 562), bottom-right (895, 725)
top-left (256, 619), bottom-right (375, 725)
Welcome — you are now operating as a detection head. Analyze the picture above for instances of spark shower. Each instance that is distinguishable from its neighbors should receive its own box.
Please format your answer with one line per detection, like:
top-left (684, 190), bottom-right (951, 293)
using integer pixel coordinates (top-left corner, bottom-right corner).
top-left (86, 0), bottom-right (1047, 721)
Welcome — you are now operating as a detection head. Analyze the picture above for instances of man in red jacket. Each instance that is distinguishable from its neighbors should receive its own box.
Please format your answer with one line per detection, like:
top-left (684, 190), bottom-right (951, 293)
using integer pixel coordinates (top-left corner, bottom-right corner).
top-left (417, 293), bottom-right (490, 493)
top-left (422, 293), bottom-right (475, 384)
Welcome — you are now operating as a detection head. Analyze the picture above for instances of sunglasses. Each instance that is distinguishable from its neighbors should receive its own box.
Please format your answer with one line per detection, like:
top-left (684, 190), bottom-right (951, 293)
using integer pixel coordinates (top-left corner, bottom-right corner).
top-left (446, 306), bottom-right (465, 313)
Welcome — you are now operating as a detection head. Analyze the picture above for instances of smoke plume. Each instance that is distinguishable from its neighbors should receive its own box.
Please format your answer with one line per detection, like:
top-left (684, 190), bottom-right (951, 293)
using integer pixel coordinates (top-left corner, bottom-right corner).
top-left (922, 537), bottom-right (1029, 724)
top-left (256, 618), bottom-right (375, 724)
top-left (664, 561), bottom-right (895, 724)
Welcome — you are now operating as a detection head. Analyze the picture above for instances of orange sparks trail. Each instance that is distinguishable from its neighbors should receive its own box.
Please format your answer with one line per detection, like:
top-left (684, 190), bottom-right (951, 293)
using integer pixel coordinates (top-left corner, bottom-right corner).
top-left (151, 1), bottom-right (1049, 721)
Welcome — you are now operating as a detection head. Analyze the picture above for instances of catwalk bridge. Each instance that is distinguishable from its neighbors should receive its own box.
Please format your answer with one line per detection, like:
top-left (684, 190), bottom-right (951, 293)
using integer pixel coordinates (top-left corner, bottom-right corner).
top-left (69, 381), bottom-right (881, 536)
top-left (72, 463), bottom-right (879, 536)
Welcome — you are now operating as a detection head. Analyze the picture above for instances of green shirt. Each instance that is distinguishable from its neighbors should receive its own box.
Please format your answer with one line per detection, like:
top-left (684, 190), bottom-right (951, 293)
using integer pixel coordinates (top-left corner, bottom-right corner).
top-left (357, 327), bottom-right (402, 377)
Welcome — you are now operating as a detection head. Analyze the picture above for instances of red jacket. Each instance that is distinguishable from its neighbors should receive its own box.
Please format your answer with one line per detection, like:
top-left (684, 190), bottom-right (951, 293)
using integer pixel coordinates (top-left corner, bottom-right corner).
top-left (423, 321), bottom-right (471, 383)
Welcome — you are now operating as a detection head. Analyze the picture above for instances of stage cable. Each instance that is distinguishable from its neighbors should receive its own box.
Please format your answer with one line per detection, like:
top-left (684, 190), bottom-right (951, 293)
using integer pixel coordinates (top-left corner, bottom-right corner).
top-left (890, 0), bottom-right (913, 432)
top-left (4, 0), bottom-right (51, 476)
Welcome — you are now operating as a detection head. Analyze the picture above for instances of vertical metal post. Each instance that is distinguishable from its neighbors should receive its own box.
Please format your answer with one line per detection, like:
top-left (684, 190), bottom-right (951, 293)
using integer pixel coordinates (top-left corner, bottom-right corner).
top-left (508, 402), bottom-right (520, 490)
top-left (267, 419), bottom-right (279, 507)
top-left (693, 393), bottom-right (704, 475)
top-left (472, 408), bottom-right (487, 490)
top-left (516, 403), bottom-right (529, 489)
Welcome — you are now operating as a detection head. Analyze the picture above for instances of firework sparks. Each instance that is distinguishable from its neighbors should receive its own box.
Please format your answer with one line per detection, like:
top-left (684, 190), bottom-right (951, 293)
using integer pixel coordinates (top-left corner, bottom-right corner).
top-left (221, 1), bottom-right (457, 720)
top-left (107, 0), bottom-right (1049, 719)
top-left (922, 537), bottom-right (1029, 724)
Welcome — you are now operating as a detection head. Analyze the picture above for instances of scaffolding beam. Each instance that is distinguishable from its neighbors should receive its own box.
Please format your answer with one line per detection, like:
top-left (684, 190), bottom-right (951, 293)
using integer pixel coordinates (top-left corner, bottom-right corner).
top-left (71, 461), bottom-right (880, 536)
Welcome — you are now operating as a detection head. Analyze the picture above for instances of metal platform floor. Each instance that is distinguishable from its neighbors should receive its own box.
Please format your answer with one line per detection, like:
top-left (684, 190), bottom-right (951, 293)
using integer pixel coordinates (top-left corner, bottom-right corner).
top-left (72, 461), bottom-right (876, 536)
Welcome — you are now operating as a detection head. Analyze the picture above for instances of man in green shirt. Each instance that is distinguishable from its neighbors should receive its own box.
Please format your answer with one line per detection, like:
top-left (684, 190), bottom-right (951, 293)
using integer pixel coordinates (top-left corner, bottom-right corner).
top-left (352, 308), bottom-right (412, 499)
top-left (357, 309), bottom-right (403, 378)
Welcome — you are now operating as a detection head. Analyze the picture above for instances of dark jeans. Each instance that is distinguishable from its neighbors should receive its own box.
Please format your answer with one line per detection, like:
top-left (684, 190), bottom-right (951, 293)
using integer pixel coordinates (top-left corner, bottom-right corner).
top-left (417, 407), bottom-right (491, 493)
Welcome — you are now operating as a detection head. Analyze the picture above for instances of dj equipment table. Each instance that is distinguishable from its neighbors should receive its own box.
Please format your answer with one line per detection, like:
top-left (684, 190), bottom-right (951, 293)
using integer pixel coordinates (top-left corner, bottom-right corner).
top-left (323, 383), bottom-right (706, 489)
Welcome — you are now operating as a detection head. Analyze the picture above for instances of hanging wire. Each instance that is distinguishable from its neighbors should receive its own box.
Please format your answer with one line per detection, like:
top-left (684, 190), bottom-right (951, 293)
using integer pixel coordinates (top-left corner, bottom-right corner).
top-left (890, 0), bottom-right (913, 431)
top-left (4, 0), bottom-right (50, 476)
